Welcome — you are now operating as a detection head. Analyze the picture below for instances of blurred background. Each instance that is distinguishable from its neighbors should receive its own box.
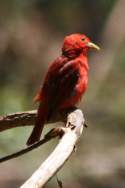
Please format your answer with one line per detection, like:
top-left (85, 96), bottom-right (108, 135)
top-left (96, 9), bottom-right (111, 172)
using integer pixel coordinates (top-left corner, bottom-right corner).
top-left (0, 0), bottom-right (125, 187)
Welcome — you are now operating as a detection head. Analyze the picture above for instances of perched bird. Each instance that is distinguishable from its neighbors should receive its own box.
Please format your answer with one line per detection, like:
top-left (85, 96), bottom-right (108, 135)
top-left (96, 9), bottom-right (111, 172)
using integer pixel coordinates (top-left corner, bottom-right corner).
top-left (27, 33), bottom-right (100, 145)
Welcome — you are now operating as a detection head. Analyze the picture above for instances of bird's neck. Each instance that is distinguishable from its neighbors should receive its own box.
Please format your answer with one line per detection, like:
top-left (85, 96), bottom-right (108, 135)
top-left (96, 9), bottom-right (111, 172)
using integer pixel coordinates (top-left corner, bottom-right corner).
top-left (62, 52), bottom-right (89, 71)
top-left (62, 48), bottom-right (82, 59)
top-left (62, 49), bottom-right (88, 62)
top-left (78, 53), bottom-right (89, 71)
top-left (78, 53), bottom-right (88, 61)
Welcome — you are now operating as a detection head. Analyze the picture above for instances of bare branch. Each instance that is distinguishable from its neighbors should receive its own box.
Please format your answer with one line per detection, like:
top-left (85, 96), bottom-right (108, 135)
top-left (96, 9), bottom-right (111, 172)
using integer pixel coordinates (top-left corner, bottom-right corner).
top-left (20, 109), bottom-right (84, 188)
top-left (0, 127), bottom-right (63, 163)
top-left (0, 110), bottom-right (36, 131)
top-left (0, 110), bottom-right (63, 132)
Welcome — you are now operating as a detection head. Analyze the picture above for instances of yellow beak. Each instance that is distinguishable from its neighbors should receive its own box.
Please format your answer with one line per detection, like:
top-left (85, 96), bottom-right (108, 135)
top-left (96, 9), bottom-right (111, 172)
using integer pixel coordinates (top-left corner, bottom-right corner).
top-left (87, 42), bottom-right (100, 50)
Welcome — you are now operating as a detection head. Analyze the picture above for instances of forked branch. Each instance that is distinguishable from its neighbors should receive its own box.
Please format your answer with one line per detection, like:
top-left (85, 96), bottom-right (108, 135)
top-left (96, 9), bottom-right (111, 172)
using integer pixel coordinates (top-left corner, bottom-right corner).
top-left (20, 109), bottom-right (85, 188)
top-left (0, 108), bottom-right (85, 187)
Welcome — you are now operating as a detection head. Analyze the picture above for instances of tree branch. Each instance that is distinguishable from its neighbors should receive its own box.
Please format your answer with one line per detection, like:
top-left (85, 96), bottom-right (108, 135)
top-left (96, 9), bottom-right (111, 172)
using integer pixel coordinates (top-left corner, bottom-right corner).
top-left (20, 109), bottom-right (85, 188)
top-left (0, 127), bottom-right (63, 163)
top-left (0, 108), bottom-right (85, 187)
top-left (0, 110), bottom-right (63, 132)
top-left (0, 110), bottom-right (36, 131)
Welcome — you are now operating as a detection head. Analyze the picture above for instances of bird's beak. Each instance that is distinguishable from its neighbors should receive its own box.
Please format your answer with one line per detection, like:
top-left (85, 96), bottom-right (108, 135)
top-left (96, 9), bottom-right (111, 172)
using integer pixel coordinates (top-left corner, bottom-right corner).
top-left (87, 42), bottom-right (100, 50)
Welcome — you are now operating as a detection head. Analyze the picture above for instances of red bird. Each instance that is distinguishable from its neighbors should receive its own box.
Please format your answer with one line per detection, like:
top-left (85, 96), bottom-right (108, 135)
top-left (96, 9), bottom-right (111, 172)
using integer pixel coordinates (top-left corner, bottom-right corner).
top-left (27, 33), bottom-right (100, 145)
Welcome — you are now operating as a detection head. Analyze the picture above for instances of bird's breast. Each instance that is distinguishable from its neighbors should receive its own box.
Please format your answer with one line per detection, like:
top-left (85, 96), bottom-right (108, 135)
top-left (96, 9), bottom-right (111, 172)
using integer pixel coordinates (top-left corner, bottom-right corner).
top-left (60, 60), bottom-right (89, 109)
top-left (75, 63), bottom-right (88, 96)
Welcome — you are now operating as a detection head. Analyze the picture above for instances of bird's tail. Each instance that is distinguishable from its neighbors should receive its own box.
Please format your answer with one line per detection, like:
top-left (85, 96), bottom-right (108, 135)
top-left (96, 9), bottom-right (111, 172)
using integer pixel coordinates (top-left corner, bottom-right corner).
top-left (26, 102), bottom-right (48, 146)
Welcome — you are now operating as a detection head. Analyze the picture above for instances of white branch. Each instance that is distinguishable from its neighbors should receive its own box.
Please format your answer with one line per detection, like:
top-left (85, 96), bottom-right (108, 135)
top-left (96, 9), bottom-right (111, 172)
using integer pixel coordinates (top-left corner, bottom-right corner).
top-left (20, 109), bottom-right (85, 188)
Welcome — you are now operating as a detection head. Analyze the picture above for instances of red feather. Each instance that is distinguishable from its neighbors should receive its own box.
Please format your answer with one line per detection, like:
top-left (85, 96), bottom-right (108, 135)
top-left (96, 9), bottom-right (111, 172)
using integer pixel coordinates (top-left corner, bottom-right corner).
top-left (27, 33), bottom-right (99, 145)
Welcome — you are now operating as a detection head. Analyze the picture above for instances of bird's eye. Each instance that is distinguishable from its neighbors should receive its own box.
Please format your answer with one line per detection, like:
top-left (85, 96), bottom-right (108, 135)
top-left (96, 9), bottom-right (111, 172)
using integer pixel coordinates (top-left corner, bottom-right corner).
top-left (82, 38), bottom-right (86, 41)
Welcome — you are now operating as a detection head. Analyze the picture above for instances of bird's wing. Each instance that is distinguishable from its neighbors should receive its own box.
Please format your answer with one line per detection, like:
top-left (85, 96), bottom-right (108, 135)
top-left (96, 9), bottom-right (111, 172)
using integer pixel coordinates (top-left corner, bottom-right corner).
top-left (33, 56), bottom-right (67, 102)
top-left (42, 57), bottom-right (80, 110)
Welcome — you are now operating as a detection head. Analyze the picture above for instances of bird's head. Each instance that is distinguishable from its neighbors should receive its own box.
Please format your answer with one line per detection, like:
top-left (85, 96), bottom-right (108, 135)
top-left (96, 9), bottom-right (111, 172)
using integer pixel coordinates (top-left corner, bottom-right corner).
top-left (62, 33), bottom-right (100, 58)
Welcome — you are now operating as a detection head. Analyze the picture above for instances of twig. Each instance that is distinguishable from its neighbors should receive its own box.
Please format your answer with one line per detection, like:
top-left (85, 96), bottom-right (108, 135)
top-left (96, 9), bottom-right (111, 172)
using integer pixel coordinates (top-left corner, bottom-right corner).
top-left (0, 110), bottom-right (36, 131)
top-left (21, 109), bottom-right (84, 188)
top-left (0, 127), bottom-right (63, 163)
top-left (0, 110), bottom-right (64, 132)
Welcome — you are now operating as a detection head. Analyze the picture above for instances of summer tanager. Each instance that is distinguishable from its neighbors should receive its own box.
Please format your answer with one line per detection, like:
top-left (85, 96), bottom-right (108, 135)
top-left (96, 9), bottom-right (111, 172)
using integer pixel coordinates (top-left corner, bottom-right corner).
top-left (27, 33), bottom-right (100, 145)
